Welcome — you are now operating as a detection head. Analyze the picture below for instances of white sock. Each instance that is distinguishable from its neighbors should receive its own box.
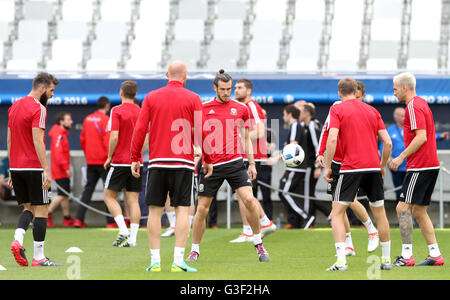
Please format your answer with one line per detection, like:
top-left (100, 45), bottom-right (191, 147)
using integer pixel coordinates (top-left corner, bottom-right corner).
top-left (189, 216), bottom-right (194, 229)
top-left (167, 212), bottom-right (176, 228)
top-left (260, 215), bottom-right (271, 227)
top-left (345, 232), bottom-right (354, 249)
top-left (253, 233), bottom-right (262, 245)
top-left (243, 225), bottom-right (253, 236)
top-left (428, 243), bottom-right (441, 257)
top-left (33, 241), bottom-right (45, 261)
top-left (363, 218), bottom-right (377, 234)
top-left (14, 228), bottom-right (26, 246)
top-left (335, 242), bottom-right (346, 264)
top-left (114, 215), bottom-right (129, 235)
top-left (402, 244), bottom-right (413, 259)
top-left (129, 223), bottom-right (139, 245)
top-left (174, 247), bottom-right (185, 265)
top-left (191, 243), bottom-right (200, 254)
top-left (150, 249), bottom-right (160, 265)
top-left (381, 241), bottom-right (391, 260)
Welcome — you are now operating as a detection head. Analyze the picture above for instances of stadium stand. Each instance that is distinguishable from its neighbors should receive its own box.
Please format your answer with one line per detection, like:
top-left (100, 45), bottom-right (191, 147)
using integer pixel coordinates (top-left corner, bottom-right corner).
top-left (0, 0), bottom-right (449, 72)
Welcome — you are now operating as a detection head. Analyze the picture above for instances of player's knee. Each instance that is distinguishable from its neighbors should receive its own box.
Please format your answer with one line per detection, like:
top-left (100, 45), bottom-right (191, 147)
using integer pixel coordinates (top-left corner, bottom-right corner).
top-left (411, 206), bottom-right (426, 220)
top-left (196, 204), bottom-right (210, 217)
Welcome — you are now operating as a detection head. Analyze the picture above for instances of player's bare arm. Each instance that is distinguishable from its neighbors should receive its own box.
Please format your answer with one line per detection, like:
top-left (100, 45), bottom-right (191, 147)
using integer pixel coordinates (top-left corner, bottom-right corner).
top-left (104, 130), bottom-right (119, 169)
top-left (6, 127), bottom-right (12, 189)
top-left (242, 127), bottom-right (257, 180)
top-left (389, 129), bottom-right (427, 171)
top-left (377, 129), bottom-right (393, 178)
top-left (32, 127), bottom-right (51, 190)
top-left (324, 128), bottom-right (339, 183)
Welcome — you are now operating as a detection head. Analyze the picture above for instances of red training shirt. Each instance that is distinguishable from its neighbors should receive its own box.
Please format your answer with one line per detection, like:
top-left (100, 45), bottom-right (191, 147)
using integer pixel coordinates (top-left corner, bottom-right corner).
top-left (107, 102), bottom-right (142, 166)
top-left (329, 99), bottom-right (385, 172)
top-left (8, 97), bottom-right (47, 170)
top-left (49, 124), bottom-right (70, 180)
top-left (80, 110), bottom-right (110, 165)
top-left (131, 80), bottom-right (212, 170)
top-left (404, 96), bottom-right (440, 171)
top-left (242, 99), bottom-right (268, 162)
top-left (318, 101), bottom-right (344, 163)
top-left (202, 98), bottom-right (250, 166)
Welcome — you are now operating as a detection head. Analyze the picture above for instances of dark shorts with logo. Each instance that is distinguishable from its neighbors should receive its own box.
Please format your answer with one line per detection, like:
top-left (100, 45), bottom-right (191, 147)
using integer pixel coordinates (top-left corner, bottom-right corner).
top-left (198, 159), bottom-right (252, 197)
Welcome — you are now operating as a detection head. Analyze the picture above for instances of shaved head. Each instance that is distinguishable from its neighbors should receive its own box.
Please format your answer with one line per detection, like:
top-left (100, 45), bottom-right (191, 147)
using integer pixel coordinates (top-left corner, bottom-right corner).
top-left (167, 61), bottom-right (187, 85)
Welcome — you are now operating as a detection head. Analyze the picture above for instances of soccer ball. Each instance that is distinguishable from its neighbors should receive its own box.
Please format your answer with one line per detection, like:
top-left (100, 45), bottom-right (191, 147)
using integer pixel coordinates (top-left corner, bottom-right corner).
top-left (282, 144), bottom-right (305, 167)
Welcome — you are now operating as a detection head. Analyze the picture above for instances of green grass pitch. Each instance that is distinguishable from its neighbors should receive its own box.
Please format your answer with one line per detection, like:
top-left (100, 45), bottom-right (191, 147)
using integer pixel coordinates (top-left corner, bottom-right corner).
top-left (0, 227), bottom-right (449, 280)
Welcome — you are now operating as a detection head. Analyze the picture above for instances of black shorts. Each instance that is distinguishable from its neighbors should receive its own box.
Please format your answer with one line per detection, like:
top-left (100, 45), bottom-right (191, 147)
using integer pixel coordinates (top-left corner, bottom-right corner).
top-left (54, 178), bottom-right (70, 196)
top-left (146, 168), bottom-right (194, 207)
top-left (327, 161), bottom-right (341, 195)
top-left (328, 162), bottom-right (367, 199)
top-left (333, 172), bottom-right (384, 204)
top-left (399, 169), bottom-right (439, 206)
top-left (10, 170), bottom-right (49, 206)
top-left (104, 166), bottom-right (142, 193)
top-left (198, 159), bottom-right (252, 197)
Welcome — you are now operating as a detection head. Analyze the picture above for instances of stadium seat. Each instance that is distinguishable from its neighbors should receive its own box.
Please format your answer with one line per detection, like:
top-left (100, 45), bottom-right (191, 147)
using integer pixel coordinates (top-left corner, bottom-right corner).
top-left (247, 41), bottom-right (279, 71)
top-left (286, 58), bottom-right (317, 72)
top-left (12, 40), bottom-right (43, 60)
top-left (46, 40), bottom-right (83, 71)
top-left (407, 0), bottom-right (441, 70)
top-left (17, 20), bottom-right (48, 42)
top-left (90, 40), bottom-right (122, 60)
top-left (100, 0), bottom-right (133, 22)
top-left (127, 38), bottom-right (162, 71)
top-left (410, 0), bottom-right (441, 42)
top-left (407, 58), bottom-right (438, 71)
top-left (139, 0), bottom-right (170, 21)
top-left (85, 59), bottom-right (118, 71)
top-left (216, 0), bottom-right (247, 20)
top-left (254, 0), bottom-right (286, 21)
top-left (0, 43), bottom-right (3, 65)
top-left (206, 40), bottom-right (239, 70)
top-left (22, 1), bottom-right (54, 21)
top-left (61, 0), bottom-right (94, 22)
top-left (57, 21), bottom-right (88, 40)
top-left (213, 19), bottom-right (243, 41)
top-left (327, 0), bottom-right (364, 71)
top-left (290, 20), bottom-right (322, 64)
top-left (174, 19), bottom-right (204, 41)
top-left (366, 0), bottom-right (403, 69)
top-left (0, 0), bottom-right (15, 23)
top-left (169, 40), bottom-right (201, 69)
top-left (95, 21), bottom-right (127, 43)
top-left (366, 58), bottom-right (397, 72)
top-left (6, 59), bottom-right (39, 71)
top-left (0, 22), bottom-right (10, 42)
top-left (178, 0), bottom-right (208, 20)
top-left (134, 19), bottom-right (166, 42)
top-left (295, 0), bottom-right (325, 21)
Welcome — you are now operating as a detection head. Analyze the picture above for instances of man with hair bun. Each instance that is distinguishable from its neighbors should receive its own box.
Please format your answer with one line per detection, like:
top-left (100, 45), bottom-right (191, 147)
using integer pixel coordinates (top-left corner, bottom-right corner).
top-left (187, 69), bottom-right (270, 263)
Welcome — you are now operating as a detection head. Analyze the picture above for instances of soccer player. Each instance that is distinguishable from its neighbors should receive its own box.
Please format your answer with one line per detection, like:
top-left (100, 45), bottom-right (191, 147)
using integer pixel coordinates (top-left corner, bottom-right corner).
top-left (278, 104), bottom-right (315, 229)
top-left (229, 78), bottom-right (276, 243)
top-left (47, 112), bottom-right (74, 228)
top-left (75, 96), bottom-right (113, 228)
top-left (324, 78), bottom-right (392, 271)
top-left (131, 61), bottom-right (213, 273)
top-left (9, 72), bottom-right (62, 267)
top-left (186, 70), bottom-right (270, 263)
top-left (104, 81), bottom-right (145, 248)
top-left (317, 100), bottom-right (380, 256)
top-left (390, 72), bottom-right (445, 267)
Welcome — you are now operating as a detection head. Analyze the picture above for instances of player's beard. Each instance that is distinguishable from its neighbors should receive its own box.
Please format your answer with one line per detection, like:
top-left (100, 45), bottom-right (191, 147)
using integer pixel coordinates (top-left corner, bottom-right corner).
top-left (217, 94), bottom-right (230, 103)
top-left (39, 92), bottom-right (49, 107)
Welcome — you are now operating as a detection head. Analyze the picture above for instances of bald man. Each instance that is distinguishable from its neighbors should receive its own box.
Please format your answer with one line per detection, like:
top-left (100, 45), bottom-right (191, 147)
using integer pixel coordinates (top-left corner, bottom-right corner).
top-left (131, 61), bottom-right (213, 273)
